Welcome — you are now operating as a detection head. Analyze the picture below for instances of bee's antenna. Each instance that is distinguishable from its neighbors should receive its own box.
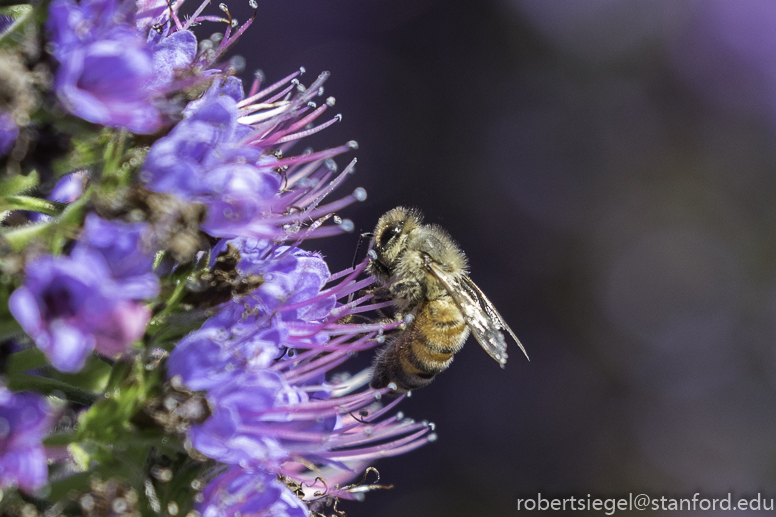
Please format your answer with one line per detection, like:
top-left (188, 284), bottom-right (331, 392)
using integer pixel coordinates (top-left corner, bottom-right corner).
top-left (351, 232), bottom-right (374, 270)
top-left (347, 232), bottom-right (374, 304)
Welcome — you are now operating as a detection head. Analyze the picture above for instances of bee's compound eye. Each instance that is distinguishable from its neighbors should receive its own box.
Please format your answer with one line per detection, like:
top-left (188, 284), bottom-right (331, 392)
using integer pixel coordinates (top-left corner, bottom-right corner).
top-left (378, 224), bottom-right (402, 246)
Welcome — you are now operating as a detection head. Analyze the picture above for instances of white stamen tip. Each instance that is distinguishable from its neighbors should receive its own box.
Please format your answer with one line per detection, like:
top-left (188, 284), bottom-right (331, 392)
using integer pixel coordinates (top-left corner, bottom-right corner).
top-left (427, 433), bottom-right (438, 442)
top-left (326, 96), bottom-right (336, 106)
top-left (367, 250), bottom-right (377, 260)
top-left (353, 187), bottom-right (367, 201)
top-left (347, 140), bottom-right (359, 150)
top-left (335, 113), bottom-right (343, 122)
top-left (339, 219), bottom-right (354, 232)
top-left (230, 55), bottom-right (246, 72)
top-left (387, 382), bottom-right (398, 391)
top-left (299, 66), bottom-right (306, 74)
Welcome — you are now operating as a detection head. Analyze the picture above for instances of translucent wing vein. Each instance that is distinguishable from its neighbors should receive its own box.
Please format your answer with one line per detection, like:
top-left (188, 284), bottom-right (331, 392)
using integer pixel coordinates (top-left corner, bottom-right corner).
top-left (423, 255), bottom-right (527, 365)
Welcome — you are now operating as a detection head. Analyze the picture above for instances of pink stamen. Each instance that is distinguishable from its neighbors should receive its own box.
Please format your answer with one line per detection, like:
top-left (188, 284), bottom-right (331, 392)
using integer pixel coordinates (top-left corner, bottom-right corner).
top-left (238, 69), bottom-right (303, 108)
top-left (348, 300), bottom-right (393, 314)
top-left (359, 395), bottom-right (406, 423)
top-left (287, 354), bottom-right (353, 385)
top-left (182, 0), bottom-right (212, 30)
top-left (321, 428), bottom-right (433, 462)
top-left (284, 160), bottom-right (327, 192)
top-left (320, 320), bottom-right (404, 336)
top-left (261, 83), bottom-right (297, 106)
top-left (283, 332), bottom-right (379, 354)
top-left (271, 144), bottom-right (354, 169)
top-left (276, 115), bottom-right (341, 144)
top-left (282, 261), bottom-right (368, 313)
top-left (284, 350), bottom-right (349, 380)
top-left (284, 170), bottom-right (334, 209)
top-left (329, 277), bottom-right (374, 302)
top-left (292, 160), bottom-right (356, 213)
top-left (266, 103), bottom-right (330, 143)
top-left (327, 260), bottom-right (368, 283)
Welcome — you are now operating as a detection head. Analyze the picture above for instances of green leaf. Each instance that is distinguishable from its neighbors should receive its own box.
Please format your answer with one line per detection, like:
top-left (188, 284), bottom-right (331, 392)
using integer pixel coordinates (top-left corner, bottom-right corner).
top-left (147, 309), bottom-right (208, 349)
top-left (0, 170), bottom-right (39, 196)
top-left (43, 431), bottom-right (78, 446)
top-left (6, 347), bottom-right (47, 374)
top-left (0, 184), bottom-right (90, 252)
top-left (0, 4), bottom-right (35, 46)
top-left (0, 220), bottom-right (51, 252)
top-left (55, 355), bottom-right (113, 392)
top-left (0, 317), bottom-right (23, 342)
top-left (46, 470), bottom-right (93, 503)
top-left (0, 195), bottom-right (67, 216)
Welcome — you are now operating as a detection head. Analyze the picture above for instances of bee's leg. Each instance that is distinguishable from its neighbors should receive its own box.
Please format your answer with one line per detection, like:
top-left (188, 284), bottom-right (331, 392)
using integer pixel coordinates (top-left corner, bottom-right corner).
top-left (336, 313), bottom-right (374, 324)
top-left (367, 285), bottom-right (392, 301)
top-left (389, 280), bottom-right (423, 306)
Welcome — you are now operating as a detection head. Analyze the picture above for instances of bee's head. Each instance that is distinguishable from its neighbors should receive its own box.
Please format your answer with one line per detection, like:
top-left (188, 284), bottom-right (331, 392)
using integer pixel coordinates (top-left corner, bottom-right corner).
top-left (370, 207), bottom-right (423, 272)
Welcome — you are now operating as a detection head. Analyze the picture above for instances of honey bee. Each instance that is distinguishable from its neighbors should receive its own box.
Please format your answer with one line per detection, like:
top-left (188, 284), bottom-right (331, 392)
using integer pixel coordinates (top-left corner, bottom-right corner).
top-left (367, 207), bottom-right (528, 393)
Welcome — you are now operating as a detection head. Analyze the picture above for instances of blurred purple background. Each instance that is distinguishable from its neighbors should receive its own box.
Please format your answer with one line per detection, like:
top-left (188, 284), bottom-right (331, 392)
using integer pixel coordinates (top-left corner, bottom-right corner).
top-left (224, 0), bottom-right (776, 515)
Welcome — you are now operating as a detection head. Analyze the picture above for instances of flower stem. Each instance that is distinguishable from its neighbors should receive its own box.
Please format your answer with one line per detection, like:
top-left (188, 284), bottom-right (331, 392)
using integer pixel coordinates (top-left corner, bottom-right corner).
top-left (7, 373), bottom-right (100, 405)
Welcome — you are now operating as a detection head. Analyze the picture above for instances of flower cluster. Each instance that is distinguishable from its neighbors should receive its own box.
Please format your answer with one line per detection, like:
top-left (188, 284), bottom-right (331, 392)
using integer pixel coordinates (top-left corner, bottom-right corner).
top-left (0, 0), bottom-right (433, 515)
top-left (9, 214), bottom-right (159, 372)
top-left (166, 239), bottom-right (435, 515)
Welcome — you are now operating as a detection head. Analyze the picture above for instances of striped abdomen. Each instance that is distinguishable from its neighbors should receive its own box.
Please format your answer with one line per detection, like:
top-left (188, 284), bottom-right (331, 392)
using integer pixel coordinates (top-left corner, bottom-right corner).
top-left (370, 297), bottom-right (470, 393)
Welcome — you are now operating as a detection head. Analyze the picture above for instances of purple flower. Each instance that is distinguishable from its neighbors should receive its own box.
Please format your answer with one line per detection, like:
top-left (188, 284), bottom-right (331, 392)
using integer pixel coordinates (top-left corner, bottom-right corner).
top-left (73, 214), bottom-right (159, 297)
top-left (28, 171), bottom-right (88, 224)
top-left (150, 68), bottom-right (431, 509)
top-left (135, 0), bottom-right (169, 34)
top-left (140, 82), bottom-right (248, 197)
top-left (9, 254), bottom-right (146, 371)
top-left (9, 217), bottom-right (158, 371)
top-left (46, 0), bottom-right (195, 133)
top-left (0, 388), bottom-right (52, 492)
top-left (148, 30), bottom-right (197, 92)
top-left (167, 322), bottom-right (286, 392)
top-left (225, 238), bottom-right (336, 322)
top-left (199, 163), bottom-right (282, 239)
top-left (0, 111), bottom-right (18, 157)
top-left (48, 171), bottom-right (87, 204)
top-left (198, 466), bottom-right (309, 517)
top-left (169, 239), bottom-right (435, 487)
top-left (188, 370), bottom-right (297, 466)
top-left (142, 72), bottom-right (364, 241)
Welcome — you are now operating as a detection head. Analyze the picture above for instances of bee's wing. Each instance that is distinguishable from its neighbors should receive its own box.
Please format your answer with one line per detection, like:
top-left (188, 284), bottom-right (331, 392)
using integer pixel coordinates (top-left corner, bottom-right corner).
top-left (459, 275), bottom-right (529, 361)
top-left (424, 259), bottom-right (528, 366)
